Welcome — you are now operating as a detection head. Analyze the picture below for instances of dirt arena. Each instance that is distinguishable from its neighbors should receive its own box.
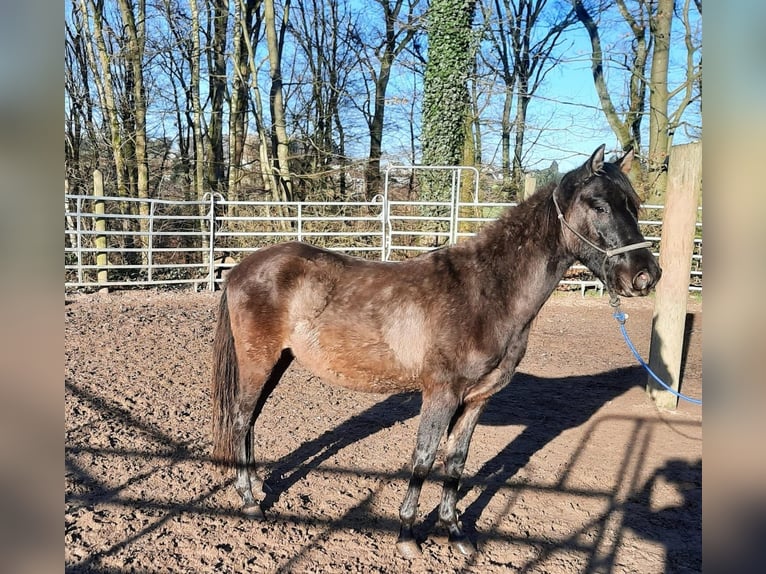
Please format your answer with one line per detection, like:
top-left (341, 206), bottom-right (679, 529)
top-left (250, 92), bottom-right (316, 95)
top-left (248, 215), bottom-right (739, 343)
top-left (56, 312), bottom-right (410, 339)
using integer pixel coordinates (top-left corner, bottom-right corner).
top-left (65, 289), bottom-right (702, 573)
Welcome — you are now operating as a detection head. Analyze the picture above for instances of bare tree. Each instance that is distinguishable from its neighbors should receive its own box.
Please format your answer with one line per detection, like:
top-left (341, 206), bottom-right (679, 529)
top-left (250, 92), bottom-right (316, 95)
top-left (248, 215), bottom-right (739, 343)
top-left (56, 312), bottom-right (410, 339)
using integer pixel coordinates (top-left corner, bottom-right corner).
top-left (485, 0), bottom-right (575, 193)
top-left (647, 0), bottom-right (701, 204)
top-left (72, 0), bottom-right (157, 267)
top-left (78, 0), bottom-right (129, 199)
top-left (228, 0), bottom-right (258, 209)
top-left (154, 0), bottom-right (194, 199)
top-left (264, 0), bottom-right (294, 201)
top-left (573, 0), bottom-right (648, 189)
top-left (188, 0), bottom-right (206, 202)
top-left (207, 0), bottom-right (229, 195)
top-left (354, 0), bottom-right (423, 196)
top-left (116, 0), bottom-right (150, 229)
top-left (668, 0), bottom-right (701, 143)
top-left (238, 0), bottom-right (285, 204)
top-left (573, 0), bottom-right (701, 201)
top-left (66, 4), bottom-right (101, 194)
top-left (290, 0), bottom-right (356, 199)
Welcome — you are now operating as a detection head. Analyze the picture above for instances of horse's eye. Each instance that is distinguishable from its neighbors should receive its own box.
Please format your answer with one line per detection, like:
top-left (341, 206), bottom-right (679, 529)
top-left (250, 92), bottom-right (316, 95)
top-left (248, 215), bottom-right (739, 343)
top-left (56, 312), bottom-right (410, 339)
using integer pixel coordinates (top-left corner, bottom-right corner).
top-left (593, 204), bottom-right (609, 214)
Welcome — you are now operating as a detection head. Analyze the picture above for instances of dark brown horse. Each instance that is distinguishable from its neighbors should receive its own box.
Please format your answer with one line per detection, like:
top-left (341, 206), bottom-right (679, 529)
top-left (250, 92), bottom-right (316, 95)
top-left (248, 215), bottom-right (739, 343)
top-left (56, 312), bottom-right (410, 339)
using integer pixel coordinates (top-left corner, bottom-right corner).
top-left (211, 145), bottom-right (661, 558)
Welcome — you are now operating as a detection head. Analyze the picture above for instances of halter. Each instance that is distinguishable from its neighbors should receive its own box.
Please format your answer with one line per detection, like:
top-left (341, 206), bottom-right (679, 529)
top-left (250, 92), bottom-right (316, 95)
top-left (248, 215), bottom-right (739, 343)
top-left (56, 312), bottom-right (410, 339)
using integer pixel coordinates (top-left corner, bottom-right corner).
top-left (552, 191), bottom-right (651, 258)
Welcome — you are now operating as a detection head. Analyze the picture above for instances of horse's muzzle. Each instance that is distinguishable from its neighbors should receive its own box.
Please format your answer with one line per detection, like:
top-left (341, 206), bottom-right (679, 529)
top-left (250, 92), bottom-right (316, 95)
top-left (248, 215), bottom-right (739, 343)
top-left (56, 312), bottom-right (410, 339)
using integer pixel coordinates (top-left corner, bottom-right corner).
top-left (633, 269), bottom-right (655, 292)
top-left (623, 263), bottom-right (661, 296)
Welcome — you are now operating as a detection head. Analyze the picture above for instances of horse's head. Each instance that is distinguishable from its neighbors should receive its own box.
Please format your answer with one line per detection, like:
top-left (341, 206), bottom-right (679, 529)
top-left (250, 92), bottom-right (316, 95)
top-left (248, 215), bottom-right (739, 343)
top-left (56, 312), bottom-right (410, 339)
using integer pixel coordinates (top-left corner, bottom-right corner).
top-left (554, 144), bottom-right (661, 297)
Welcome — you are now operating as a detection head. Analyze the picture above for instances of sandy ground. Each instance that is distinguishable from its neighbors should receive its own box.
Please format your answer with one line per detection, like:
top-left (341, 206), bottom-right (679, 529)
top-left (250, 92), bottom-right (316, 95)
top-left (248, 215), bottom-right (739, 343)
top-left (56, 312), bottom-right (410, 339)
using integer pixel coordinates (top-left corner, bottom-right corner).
top-left (65, 289), bottom-right (702, 573)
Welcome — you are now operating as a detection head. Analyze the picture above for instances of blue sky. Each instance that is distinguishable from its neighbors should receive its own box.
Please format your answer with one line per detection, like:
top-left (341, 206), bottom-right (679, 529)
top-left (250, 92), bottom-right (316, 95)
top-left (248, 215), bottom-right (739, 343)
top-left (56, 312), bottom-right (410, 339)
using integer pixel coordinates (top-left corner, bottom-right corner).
top-left (66, 0), bottom-right (700, 176)
top-left (377, 2), bottom-right (701, 173)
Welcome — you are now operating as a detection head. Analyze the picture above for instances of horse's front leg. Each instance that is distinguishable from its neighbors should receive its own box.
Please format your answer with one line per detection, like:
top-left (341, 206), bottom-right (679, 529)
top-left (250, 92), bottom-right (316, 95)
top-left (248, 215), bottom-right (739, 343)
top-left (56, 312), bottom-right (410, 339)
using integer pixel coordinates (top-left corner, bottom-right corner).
top-left (396, 391), bottom-right (458, 559)
top-left (437, 399), bottom-right (487, 556)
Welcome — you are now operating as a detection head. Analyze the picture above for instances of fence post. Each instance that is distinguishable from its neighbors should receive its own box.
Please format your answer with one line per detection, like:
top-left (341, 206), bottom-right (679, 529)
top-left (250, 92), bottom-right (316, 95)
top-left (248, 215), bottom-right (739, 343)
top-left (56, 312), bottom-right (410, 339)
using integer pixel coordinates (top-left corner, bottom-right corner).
top-left (147, 201), bottom-right (155, 282)
top-left (93, 170), bottom-right (108, 290)
top-left (647, 142), bottom-right (702, 409)
top-left (208, 193), bottom-right (218, 291)
top-left (449, 168), bottom-right (459, 245)
top-left (297, 203), bottom-right (303, 242)
top-left (523, 175), bottom-right (537, 200)
top-left (382, 169), bottom-right (391, 261)
top-left (75, 196), bottom-right (84, 285)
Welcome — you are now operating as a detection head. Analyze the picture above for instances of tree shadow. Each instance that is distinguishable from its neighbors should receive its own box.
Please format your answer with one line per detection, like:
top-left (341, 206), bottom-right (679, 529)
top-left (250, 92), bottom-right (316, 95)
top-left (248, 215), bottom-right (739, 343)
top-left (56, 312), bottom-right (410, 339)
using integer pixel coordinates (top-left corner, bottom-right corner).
top-left (680, 312), bottom-right (697, 378)
top-left (622, 458), bottom-right (702, 574)
top-left (260, 366), bottom-right (643, 545)
top-left (260, 390), bottom-right (422, 511)
top-left (416, 366), bottom-right (644, 543)
top-left (66, 364), bottom-right (649, 572)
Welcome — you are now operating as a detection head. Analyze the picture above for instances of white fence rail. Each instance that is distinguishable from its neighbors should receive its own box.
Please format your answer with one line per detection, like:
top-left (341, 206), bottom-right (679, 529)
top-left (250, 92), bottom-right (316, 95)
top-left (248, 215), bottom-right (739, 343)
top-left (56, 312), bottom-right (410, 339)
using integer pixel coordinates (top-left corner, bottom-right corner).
top-left (64, 193), bottom-right (702, 293)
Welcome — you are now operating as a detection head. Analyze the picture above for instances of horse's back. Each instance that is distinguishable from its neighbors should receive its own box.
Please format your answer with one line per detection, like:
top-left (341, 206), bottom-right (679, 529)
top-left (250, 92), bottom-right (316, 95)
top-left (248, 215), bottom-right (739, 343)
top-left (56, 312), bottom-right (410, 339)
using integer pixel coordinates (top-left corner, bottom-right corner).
top-left (227, 241), bottom-right (344, 280)
top-left (225, 241), bottom-right (341, 324)
top-left (224, 242), bottom-right (434, 392)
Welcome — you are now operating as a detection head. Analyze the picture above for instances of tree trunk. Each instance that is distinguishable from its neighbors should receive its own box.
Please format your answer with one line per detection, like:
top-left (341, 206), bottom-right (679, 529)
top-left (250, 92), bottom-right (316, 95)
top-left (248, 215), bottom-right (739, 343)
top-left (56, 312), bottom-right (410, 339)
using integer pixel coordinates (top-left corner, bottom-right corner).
top-left (420, 0), bottom-right (476, 246)
top-left (365, 56), bottom-right (391, 197)
top-left (80, 0), bottom-right (127, 199)
top-left (646, 0), bottom-right (673, 205)
top-left (208, 0), bottom-right (229, 196)
top-left (117, 0), bottom-right (150, 260)
top-left (264, 0), bottom-right (294, 202)
top-left (500, 84), bottom-right (513, 187)
top-left (228, 0), bottom-right (256, 214)
top-left (188, 0), bottom-right (208, 266)
top-left (512, 89), bottom-right (530, 192)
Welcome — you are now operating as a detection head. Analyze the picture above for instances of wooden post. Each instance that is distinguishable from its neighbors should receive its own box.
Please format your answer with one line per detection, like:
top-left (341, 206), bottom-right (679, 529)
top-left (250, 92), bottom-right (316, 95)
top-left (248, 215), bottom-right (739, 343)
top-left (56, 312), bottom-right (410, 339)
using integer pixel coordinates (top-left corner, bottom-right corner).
top-left (523, 175), bottom-right (537, 201)
top-left (93, 170), bottom-right (109, 290)
top-left (647, 142), bottom-right (702, 409)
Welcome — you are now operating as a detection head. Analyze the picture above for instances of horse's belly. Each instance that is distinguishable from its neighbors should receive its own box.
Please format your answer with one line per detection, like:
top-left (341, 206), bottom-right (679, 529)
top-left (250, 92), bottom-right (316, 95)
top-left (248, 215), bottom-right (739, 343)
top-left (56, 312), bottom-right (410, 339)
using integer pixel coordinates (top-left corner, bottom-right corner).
top-left (287, 322), bottom-right (422, 393)
top-left (301, 360), bottom-right (420, 393)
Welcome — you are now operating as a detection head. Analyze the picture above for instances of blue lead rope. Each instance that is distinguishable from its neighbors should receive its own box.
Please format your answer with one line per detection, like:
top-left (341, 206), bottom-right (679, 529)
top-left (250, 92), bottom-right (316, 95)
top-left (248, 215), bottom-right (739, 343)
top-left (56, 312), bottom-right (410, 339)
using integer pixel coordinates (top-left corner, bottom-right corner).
top-left (612, 305), bottom-right (703, 406)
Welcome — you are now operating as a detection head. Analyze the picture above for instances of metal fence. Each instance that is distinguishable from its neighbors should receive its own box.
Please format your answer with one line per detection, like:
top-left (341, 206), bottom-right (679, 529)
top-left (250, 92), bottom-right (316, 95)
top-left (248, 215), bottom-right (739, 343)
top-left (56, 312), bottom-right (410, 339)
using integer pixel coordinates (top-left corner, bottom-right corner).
top-left (64, 190), bottom-right (702, 294)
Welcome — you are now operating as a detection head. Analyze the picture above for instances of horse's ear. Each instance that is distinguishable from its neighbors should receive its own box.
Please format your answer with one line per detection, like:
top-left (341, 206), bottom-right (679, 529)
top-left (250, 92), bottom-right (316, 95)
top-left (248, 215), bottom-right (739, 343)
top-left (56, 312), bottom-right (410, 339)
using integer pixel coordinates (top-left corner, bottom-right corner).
top-left (588, 144), bottom-right (606, 175)
top-left (618, 147), bottom-right (634, 174)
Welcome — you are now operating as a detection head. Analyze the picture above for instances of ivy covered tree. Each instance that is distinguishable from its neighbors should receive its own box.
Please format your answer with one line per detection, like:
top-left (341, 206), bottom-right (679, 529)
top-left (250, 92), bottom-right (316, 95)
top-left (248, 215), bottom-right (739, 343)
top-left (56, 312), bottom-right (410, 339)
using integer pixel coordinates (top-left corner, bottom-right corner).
top-left (422, 0), bottom-right (476, 168)
top-left (419, 0), bottom-right (477, 241)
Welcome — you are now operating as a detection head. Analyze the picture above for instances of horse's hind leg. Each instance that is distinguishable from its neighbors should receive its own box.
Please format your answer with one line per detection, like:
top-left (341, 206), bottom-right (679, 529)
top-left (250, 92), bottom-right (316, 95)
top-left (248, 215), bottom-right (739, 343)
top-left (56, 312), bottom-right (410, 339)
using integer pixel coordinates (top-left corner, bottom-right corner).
top-left (232, 349), bottom-right (293, 517)
top-left (232, 414), bottom-right (260, 516)
top-left (396, 390), bottom-right (459, 559)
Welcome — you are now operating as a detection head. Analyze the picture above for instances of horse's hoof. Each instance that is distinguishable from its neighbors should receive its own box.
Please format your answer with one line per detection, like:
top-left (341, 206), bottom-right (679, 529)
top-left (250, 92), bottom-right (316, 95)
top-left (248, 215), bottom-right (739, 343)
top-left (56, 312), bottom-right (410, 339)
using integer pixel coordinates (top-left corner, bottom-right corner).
top-left (450, 536), bottom-right (476, 557)
top-left (242, 503), bottom-right (264, 519)
top-left (395, 538), bottom-right (422, 559)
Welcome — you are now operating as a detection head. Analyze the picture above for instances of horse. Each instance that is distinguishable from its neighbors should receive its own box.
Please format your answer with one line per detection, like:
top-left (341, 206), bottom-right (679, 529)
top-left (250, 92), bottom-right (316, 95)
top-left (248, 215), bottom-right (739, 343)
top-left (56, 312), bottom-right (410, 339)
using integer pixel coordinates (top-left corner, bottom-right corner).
top-left (210, 144), bottom-right (661, 558)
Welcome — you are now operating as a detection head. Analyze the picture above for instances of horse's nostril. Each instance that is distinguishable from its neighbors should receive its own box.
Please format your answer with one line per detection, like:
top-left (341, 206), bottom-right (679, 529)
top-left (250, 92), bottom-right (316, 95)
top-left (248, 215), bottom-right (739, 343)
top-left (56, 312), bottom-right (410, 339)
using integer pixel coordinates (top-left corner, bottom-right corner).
top-left (633, 270), bottom-right (652, 291)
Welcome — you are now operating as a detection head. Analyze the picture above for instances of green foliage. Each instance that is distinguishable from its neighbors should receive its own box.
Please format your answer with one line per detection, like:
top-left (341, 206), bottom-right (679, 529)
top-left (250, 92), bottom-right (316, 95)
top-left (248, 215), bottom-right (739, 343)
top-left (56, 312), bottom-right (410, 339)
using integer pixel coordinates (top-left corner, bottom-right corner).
top-left (421, 0), bottom-right (477, 204)
top-left (419, 0), bottom-right (476, 232)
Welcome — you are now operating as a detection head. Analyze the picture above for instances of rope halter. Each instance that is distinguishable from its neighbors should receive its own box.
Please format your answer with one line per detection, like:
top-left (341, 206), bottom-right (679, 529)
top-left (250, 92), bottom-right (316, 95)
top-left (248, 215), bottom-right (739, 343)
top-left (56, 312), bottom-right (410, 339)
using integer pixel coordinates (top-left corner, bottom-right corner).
top-left (552, 191), bottom-right (651, 258)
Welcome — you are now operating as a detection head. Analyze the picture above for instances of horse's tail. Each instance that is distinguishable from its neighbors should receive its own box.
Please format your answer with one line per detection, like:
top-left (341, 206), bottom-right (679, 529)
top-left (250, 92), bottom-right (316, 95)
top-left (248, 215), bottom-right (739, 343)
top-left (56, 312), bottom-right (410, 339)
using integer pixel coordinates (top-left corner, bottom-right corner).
top-left (211, 287), bottom-right (239, 467)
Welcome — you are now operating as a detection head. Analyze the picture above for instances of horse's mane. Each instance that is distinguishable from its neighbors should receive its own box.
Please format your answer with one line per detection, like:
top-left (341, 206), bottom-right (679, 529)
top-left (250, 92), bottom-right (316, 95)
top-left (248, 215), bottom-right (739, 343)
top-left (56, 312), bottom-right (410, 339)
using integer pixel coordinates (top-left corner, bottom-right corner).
top-left (468, 156), bottom-right (642, 258)
top-left (469, 181), bottom-right (560, 255)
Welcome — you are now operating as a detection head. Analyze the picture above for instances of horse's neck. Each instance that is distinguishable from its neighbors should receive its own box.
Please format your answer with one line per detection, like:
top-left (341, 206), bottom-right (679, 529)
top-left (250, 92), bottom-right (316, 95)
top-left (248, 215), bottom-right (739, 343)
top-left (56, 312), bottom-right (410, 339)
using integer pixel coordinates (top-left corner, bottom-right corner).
top-left (476, 195), bottom-right (575, 319)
